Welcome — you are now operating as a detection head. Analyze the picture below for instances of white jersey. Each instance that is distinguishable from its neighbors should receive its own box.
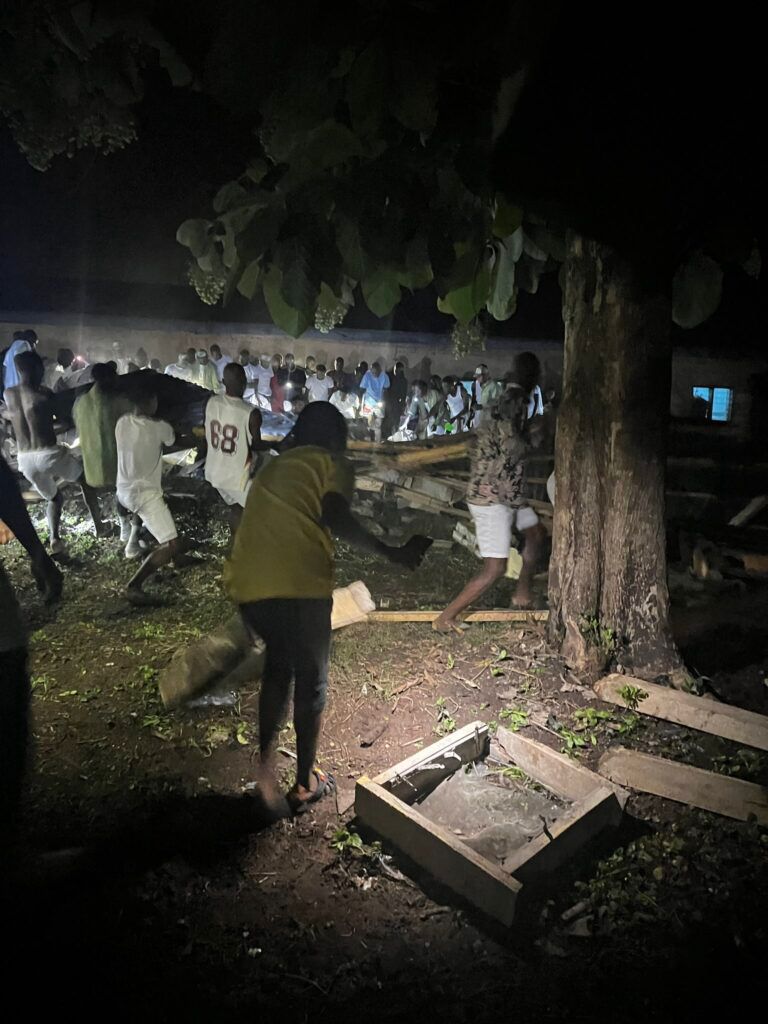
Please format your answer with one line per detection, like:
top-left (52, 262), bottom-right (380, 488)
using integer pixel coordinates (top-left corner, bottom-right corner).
top-left (204, 393), bottom-right (254, 493)
top-left (116, 413), bottom-right (175, 505)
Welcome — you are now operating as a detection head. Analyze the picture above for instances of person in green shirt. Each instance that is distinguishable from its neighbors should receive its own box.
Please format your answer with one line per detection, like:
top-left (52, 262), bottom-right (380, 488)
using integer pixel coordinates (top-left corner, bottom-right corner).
top-left (73, 362), bottom-right (134, 541)
top-left (225, 402), bottom-right (431, 814)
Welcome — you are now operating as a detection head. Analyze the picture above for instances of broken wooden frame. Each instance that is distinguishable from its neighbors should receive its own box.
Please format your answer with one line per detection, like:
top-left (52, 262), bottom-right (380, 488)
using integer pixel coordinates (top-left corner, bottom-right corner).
top-left (355, 721), bottom-right (624, 927)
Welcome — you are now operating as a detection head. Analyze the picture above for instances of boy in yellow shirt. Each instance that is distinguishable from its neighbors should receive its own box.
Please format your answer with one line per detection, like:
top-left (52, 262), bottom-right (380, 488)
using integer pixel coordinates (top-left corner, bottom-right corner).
top-left (225, 403), bottom-right (431, 814)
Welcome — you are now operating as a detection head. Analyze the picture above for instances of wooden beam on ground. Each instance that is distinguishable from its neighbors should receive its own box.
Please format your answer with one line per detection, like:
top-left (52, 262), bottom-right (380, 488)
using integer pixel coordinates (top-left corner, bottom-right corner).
top-left (367, 609), bottom-right (549, 624)
top-left (595, 674), bottom-right (768, 752)
top-left (503, 788), bottom-right (623, 882)
top-left (495, 727), bottom-right (628, 805)
top-left (598, 747), bottom-right (768, 824)
top-left (729, 495), bottom-right (768, 527)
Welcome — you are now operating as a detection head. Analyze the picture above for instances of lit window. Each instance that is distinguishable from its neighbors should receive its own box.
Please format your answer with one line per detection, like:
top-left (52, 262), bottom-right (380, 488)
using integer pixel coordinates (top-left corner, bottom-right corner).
top-left (691, 386), bottom-right (733, 422)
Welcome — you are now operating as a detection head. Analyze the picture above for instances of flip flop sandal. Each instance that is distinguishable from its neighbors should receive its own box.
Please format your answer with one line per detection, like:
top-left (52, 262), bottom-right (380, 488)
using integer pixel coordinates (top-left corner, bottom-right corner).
top-left (288, 768), bottom-right (336, 815)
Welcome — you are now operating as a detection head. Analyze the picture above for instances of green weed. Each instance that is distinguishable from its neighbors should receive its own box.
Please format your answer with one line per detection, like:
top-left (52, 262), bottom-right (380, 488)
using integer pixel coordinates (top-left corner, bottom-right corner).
top-left (433, 696), bottom-right (457, 737)
top-left (617, 684), bottom-right (649, 711)
top-left (498, 707), bottom-right (530, 731)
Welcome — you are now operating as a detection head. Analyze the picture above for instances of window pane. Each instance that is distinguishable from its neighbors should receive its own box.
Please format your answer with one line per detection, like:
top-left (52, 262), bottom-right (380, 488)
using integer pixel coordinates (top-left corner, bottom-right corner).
top-left (711, 388), bottom-right (733, 422)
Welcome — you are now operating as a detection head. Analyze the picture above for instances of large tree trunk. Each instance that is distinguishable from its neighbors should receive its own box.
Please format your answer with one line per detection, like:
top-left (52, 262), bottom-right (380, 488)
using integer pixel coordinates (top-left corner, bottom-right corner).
top-left (547, 232), bottom-right (682, 679)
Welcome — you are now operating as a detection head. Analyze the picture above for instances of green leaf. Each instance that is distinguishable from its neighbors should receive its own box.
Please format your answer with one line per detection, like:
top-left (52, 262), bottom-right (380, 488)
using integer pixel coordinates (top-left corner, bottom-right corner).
top-left (397, 236), bottom-right (433, 291)
top-left (302, 119), bottom-right (363, 169)
top-left (237, 204), bottom-right (285, 262)
top-left (213, 181), bottom-right (250, 214)
top-left (244, 159), bottom-right (269, 184)
top-left (492, 195), bottom-right (523, 238)
top-left (176, 219), bottom-right (211, 258)
top-left (441, 256), bottom-right (492, 325)
top-left (346, 43), bottom-right (388, 138)
top-left (236, 260), bottom-right (262, 300)
top-left (672, 250), bottom-right (724, 329)
top-left (336, 217), bottom-right (368, 282)
top-left (262, 265), bottom-right (313, 338)
top-left (390, 56), bottom-right (437, 134)
top-left (487, 235), bottom-right (519, 321)
top-left (362, 267), bottom-right (401, 317)
top-left (276, 237), bottom-right (321, 315)
top-left (525, 225), bottom-right (566, 262)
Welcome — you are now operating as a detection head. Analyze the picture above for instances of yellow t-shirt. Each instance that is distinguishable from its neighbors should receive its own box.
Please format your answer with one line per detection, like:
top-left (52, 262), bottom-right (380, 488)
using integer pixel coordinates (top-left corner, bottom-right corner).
top-left (223, 446), bottom-right (355, 603)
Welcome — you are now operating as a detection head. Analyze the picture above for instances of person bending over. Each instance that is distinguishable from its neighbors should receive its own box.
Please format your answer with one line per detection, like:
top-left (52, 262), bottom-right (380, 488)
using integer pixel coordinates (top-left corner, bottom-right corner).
top-left (224, 403), bottom-right (431, 814)
top-left (115, 390), bottom-right (192, 603)
top-left (73, 362), bottom-right (134, 548)
top-left (3, 351), bottom-right (105, 553)
top-left (204, 363), bottom-right (263, 536)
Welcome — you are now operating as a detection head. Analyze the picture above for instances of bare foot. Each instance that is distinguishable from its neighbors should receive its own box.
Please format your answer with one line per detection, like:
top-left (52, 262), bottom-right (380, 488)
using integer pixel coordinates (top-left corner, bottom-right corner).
top-left (432, 618), bottom-right (468, 635)
top-left (253, 763), bottom-right (290, 817)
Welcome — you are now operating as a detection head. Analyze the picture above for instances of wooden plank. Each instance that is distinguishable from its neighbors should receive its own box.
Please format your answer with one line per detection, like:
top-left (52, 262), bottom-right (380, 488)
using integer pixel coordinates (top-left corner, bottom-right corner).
top-left (373, 721), bottom-right (488, 803)
top-left (355, 778), bottom-right (521, 927)
top-left (598, 747), bottom-right (768, 824)
top-left (495, 727), bottom-right (628, 806)
top-left (355, 475), bottom-right (471, 518)
top-left (595, 674), bottom-right (768, 752)
top-left (729, 495), bottom-right (768, 527)
top-left (503, 788), bottom-right (623, 882)
top-left (368, 609), bottom-right (549, 624)
top-left (347, 434), bottom-right (467, 455)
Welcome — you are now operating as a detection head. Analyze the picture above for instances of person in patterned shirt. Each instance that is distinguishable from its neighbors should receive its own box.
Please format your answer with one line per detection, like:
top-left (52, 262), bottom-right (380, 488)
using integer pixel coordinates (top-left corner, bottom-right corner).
top-left (433, 352), bottom-right (546, 633)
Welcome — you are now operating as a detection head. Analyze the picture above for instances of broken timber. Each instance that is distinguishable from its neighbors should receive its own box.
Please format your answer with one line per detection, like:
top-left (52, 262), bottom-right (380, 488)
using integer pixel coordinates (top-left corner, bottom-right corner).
top-left (355, 475), bottom-right (470, 519)
top-left (728, 495), bottom-right (768, 528)
top-left (348, 434), bottom-right (470, 468)
top-left (595, 674), bottom-right (768, 752)
top-left (355, 722), bottom-right (623, 927)
top-left (495, 727), bottom-right (628, 806)
top-left (598, 747), bottom-right (768, 825)
top-left (367, 609), bottom-right (548, 623)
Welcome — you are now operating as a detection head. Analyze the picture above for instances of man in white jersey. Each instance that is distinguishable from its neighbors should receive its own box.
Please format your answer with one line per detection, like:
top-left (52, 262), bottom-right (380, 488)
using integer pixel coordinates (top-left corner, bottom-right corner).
top-left (116, 390), bottom-right (193, 603)
top-left (204, 363), bottom-right (263, 535)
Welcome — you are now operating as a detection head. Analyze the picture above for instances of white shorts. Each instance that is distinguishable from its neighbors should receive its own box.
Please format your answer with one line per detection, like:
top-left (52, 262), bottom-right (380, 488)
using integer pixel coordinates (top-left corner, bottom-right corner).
top-left (468, 502), bottom-right (540, 558)
top-left (217, 485), bottom-right (250, 508)
top-left (361, 398), bottom-right (384, 419)
top-left (117, 487), bottom-right (177, 545)
top-left (18, 446), bottom-right (82, 500)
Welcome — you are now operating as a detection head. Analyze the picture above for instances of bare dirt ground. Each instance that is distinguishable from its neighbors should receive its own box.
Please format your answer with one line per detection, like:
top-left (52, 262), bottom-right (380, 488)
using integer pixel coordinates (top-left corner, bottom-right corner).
top-left (2, 487), bottom-right (767, 1022)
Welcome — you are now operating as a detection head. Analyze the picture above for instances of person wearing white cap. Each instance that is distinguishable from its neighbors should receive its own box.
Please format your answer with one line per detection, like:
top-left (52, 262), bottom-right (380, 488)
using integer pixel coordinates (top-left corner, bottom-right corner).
top-left (470, 364), bottom-right (502, 429)
top-left (191, 348), bottom-right (221, 392)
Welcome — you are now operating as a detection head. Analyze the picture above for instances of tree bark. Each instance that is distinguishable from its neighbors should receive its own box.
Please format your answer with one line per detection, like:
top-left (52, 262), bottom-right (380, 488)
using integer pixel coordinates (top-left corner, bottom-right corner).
top-left (547, 232), bottom-right (682, 679)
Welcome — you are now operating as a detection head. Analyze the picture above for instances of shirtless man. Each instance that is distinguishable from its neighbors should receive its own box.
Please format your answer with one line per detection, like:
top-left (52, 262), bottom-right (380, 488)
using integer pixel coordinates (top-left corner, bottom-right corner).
top-left (4, 351), bottom-right (105, 554)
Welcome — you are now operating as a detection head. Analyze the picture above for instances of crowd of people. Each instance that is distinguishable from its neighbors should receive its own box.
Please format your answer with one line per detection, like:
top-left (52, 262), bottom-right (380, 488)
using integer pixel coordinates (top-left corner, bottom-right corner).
top-left (1, 328), bottom-right (552, 829)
